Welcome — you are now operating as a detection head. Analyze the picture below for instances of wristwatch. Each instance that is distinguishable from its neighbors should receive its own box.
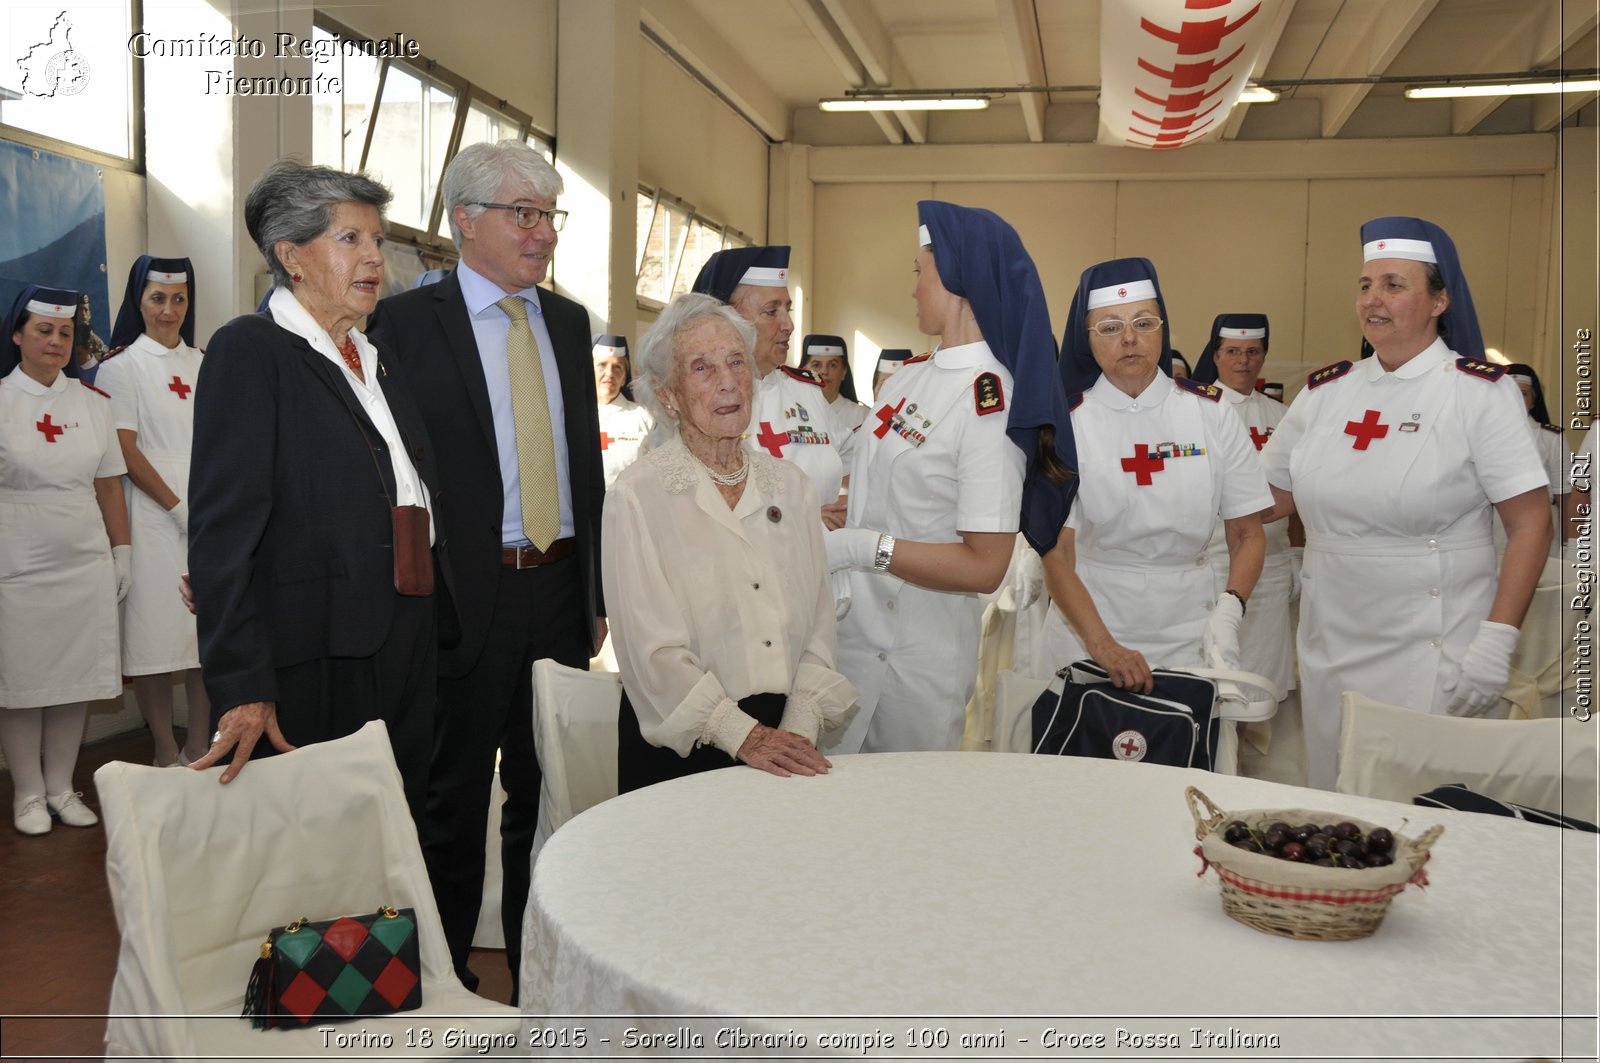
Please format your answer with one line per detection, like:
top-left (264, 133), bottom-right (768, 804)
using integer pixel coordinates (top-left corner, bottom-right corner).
top-left (873, 533), bottom-right (897, 572)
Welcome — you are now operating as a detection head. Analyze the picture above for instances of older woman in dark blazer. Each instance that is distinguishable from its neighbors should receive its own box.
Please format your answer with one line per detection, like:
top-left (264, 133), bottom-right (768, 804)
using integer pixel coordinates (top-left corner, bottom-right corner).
top-left (188, 160), bottom-right (440, 815)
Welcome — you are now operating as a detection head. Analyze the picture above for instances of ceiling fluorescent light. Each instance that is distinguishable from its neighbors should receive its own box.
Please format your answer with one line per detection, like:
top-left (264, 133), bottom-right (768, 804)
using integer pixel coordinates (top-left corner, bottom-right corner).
top-left (1238, 84), bottom-right (1280, 103)
top-left (820, 96), bottom-right (991, 112)
top-left (1405, 79), bottom-right (1600, 99)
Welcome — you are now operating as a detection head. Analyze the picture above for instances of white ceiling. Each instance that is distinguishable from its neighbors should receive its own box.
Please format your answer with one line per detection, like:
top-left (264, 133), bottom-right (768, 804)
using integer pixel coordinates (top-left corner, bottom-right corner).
top-left (641, 0), bottom-right (1600, 145)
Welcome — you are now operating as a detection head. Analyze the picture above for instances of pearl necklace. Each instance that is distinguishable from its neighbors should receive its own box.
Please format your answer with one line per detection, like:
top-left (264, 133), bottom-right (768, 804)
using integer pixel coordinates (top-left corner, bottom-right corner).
top-left (688, 447), bottom-right (750, 487)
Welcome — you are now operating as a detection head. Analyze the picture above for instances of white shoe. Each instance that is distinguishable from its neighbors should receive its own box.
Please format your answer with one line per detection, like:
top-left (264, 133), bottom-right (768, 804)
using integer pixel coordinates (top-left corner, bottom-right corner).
top-left (46, 791), bottom-right (98, 828)
top-left (14, 794), bottom-right (51, 835)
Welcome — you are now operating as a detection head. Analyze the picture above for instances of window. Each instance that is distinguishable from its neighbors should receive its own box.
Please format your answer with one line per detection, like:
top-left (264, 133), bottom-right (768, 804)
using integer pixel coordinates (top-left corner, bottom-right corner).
top-left (635, 186), bottom-right (751, 308)
top-left (0, 0), bottom-right (137, 162)
top-left (311, 16), bottom-right (549, 250)
top-left (310, 25), bottom-right (381, 172)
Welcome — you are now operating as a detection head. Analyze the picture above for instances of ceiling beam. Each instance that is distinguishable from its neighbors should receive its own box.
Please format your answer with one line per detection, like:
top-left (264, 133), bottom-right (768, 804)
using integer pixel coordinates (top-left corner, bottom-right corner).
top-left (1315, 0), bottom-right (1437, 137)
top-left (820, 0), bottom-right (927, 143)
top-left (1222, 0), bottom-right (1297, 140)
top-left (790, 0), bottom-right (902, 144)
top-left (1451, 0), bottom-right (1599, 134)
top-left (996, 0), bottom-right (1047, 144)
top-left (639, 0), bottom-right (789, 141)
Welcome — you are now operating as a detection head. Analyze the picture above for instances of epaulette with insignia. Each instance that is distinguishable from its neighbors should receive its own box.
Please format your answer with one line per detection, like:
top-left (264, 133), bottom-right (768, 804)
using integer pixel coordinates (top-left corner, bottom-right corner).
top-left (973, 371), bottom-right (1006, 416)
top-left (779, 365), bottom-right (823, 388)
top-left (1068, 391), bottom-right (1084, 412)
top-left (80, 381), bottom-right (111, 399)
top-left (904, 353), bottom-right (932, 366)
top-left (1174, 377), bottom-right (1221, 402)
top-left (1542, 423), bottom-right (1563, 434)
top-left (1455, 357), bottom-right (1506, 382)
top-left (1306, 360), bottom-right (1352, 390)
top-left (98, 344), bottom-right (130, 364)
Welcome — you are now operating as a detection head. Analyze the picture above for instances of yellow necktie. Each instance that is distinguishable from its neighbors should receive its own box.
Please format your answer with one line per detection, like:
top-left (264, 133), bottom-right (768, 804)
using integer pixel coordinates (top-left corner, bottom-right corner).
top-left (497, 296), bottom-right (561, 551)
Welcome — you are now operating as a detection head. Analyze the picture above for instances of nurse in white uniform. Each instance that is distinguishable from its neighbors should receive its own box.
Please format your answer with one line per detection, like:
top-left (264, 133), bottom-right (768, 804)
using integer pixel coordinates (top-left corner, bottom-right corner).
top-left (1260, 216), bottom-right (1550, 790)
top-left (0, 286), bottom-right (131, 834)
top-left (826, 200), bottom-right (1077, 753)
top-left (94, 255), bottom-right (208, 767)
top-left (871, 348), bottom-right (914, 401)
top-left (691, 246), bottom-right (852, 524)
top-left (1189, 313), bottom-right (1295, 694)
top-left (593, 333), bottom-right (654, 490)
top-left (799, 333), bottom-right (869, 434)
top-left (1040, 260), bottom-right (1271, 692)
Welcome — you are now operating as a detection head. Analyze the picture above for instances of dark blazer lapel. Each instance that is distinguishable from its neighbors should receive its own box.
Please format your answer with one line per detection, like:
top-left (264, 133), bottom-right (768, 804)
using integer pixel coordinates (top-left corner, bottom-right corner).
top-left (433, 273), bottom-right (499, 458)
top-left (292, 338), bottom-right (397, 497)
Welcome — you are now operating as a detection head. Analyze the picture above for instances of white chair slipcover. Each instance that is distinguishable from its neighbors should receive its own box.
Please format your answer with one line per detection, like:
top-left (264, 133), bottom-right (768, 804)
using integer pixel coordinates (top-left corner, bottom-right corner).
top-left (529, 659), bottom-right (621, 867)
top-left (1336, 691), bottom-right (1599, 821)
top-left (96, 721), bottom-right (521, 1061)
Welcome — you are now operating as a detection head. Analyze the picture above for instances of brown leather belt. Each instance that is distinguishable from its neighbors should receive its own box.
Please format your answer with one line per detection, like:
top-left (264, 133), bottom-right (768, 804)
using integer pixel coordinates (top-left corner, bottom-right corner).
top-left (500, 538), bottom-right (574, 569)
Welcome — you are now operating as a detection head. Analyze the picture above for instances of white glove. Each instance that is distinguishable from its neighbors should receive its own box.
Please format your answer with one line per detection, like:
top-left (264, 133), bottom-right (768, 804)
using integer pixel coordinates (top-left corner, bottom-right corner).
top-left (1288, 546), bottom-right (1304, 604)
top-left (112, 545), bottom-right (133, 603)
top-left (1201, 593), bottom-right (1244, 669)
top-left (1439, 620), bottom-right (1519, 718)
top-left (825, 527), bottom-right (881, 573)
top-left (168, 500), bottom-right (188, 535)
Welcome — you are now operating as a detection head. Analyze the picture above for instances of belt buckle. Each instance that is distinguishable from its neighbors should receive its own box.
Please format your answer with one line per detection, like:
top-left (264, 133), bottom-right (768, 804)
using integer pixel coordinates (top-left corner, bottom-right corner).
top-left (515, 546), bottom-right (534, 570)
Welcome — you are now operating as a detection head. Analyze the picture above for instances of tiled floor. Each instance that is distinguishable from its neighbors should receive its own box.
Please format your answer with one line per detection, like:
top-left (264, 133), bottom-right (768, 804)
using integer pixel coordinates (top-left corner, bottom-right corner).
top-left (0, 727), bottom-right (512, 1062)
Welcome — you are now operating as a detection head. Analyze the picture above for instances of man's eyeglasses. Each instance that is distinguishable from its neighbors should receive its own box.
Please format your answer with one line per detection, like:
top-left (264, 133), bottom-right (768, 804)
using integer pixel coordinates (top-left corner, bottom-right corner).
top-left (475, 202), bottom-right (568, 232)
top-left (1088, 316), bottom-right (1163, 338)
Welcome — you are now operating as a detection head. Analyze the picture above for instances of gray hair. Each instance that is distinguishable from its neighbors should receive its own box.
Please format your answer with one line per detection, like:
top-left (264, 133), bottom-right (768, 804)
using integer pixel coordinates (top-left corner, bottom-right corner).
top-left (244, 159), bottom-right (392, 290)
top-left (442, 141), bottom-right (564, 247)
top-left (634, 293), bottom-right (756, 426)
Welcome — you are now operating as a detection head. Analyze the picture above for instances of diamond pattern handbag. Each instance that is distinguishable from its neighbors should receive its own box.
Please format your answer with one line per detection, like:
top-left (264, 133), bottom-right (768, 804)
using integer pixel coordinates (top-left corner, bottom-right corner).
top-left (242, 906), bottom-right (422, 1028)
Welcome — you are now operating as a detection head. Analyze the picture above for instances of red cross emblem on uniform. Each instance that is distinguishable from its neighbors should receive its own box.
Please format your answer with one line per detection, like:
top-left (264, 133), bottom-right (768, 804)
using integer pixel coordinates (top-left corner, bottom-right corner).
top-left (1344, 409), bottom-right (1389, 450)
top-left (1248, 426), bottom-right (1272, 450)
top-left (755, 421), bottom-right (788, 457)
top-left (1120, 443), bottom-right (1165, 485)
top-left (1377, 240), bottom-right (1387, 250)
top-left (873, 397), bottom-right (906, 439)
top-left (599, 431), bottom-right (614, 451)
top-left (168, 375), bottom-right (191, 399)
top-left (36, 414), bottom-right (64, 442)
top-left (1117, 287), bottom-right (1128, 298)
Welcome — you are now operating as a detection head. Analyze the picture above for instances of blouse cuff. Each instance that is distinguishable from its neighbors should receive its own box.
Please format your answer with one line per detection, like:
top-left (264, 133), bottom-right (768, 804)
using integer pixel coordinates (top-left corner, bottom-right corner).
top-left (778, 691), bottom-right (825, 744)
top-left (792, 662), bottom-right (860, 741)
top-left (704, 696), bottom-right (759, 761)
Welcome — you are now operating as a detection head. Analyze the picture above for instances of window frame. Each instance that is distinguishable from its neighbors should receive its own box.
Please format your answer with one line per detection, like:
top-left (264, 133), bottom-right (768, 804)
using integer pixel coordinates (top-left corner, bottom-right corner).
top-left (634, 183), bottom-right (751, 312)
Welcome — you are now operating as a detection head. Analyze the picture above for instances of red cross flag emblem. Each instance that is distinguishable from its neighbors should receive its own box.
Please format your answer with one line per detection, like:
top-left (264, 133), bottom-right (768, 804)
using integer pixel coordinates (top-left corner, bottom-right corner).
top-left (1112, 729), bottom-right (1148, 762)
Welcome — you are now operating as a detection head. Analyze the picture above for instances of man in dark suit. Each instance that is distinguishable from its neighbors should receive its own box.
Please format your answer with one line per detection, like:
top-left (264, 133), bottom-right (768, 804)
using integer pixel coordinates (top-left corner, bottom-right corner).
top-left (367, 142), bottom-right (604, 997)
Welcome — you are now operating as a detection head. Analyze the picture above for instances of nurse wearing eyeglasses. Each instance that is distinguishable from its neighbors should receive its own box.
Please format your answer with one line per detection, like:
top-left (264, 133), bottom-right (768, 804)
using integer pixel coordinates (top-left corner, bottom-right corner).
top-left (1040, 258), bottom-right (1272, 693)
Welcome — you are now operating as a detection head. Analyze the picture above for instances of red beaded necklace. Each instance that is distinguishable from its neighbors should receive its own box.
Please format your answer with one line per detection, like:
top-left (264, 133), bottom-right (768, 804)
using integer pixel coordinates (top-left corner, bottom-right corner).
top-left (337, 336), bottom-right (364, 381)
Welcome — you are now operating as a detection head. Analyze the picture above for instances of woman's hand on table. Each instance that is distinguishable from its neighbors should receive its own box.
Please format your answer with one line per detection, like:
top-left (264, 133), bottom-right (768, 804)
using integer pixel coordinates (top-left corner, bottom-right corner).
top-left (189, 701), bottom-right (297, 782)
top-left (1087, 635), bottom-right (1154, 693)
top-left (737, 724), bottom-right (832, 778)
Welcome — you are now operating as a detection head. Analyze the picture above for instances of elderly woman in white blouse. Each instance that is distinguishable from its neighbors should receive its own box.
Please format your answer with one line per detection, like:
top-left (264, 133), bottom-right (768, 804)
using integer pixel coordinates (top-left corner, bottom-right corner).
top-left (603, 293), bottom-right (857, 792)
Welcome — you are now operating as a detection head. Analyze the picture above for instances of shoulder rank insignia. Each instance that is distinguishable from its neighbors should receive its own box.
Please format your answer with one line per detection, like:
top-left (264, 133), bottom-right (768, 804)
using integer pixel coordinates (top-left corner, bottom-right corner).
top-left (974, 371), bottom-right (1005, 415)
top-left (1068, 391), bottom-right (1084, 412)
top-left (80, 380), bottom-right (111, 399)
top-left (779, 365), bottom-right (823, 388)
top-left (98, 344), bottom-right (129, 364)
top-left (1542, 423), bottom-right (1563, 434)
top-left (1174, 377), bottom-right (1221, 402)
top-left (1306, 360), bottom-right (1352, 390)
top-left (1455, 357), bottom-right (1506, 382)
top-left (904, 353), bottom-right (932, 366)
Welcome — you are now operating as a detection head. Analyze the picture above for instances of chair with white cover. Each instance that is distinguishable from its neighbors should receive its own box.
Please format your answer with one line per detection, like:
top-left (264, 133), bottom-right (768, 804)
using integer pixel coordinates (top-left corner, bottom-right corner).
top-left (529, 658), bottom-right (621, 866)
top-left (96, 721), bottom-right (520, 1062)
top-left (1509, 554), bottom-right (1583, 718)
top-left (1336, 691), bottom-right (1599, 823)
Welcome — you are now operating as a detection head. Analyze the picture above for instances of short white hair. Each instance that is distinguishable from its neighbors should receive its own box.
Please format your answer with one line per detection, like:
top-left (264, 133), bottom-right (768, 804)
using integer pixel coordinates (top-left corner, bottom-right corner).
top-left (634, 293), bottom-right (756, 426)
top-left (441, 141), bottom-right (563, 247)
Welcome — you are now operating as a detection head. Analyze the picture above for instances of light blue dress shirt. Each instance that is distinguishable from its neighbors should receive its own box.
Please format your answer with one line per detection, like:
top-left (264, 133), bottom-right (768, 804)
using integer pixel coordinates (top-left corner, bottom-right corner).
top-left (455, 260), bottom-right (575, 546)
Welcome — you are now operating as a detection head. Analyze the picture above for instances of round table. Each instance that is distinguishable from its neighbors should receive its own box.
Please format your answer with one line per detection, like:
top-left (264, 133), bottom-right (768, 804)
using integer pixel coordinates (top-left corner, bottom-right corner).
top-left (523, 752), bottom-right (1595, 1059)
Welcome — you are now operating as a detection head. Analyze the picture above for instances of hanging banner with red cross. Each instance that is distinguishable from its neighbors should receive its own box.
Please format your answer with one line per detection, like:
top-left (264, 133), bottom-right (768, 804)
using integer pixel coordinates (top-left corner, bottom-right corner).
top-left (1097, 0), bottom-right (1284, 150)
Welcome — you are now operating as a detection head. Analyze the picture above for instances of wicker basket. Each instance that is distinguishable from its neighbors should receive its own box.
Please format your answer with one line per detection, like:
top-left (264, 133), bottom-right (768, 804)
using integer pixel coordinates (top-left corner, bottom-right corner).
top-left (1186, 786), bottom-right (1443, 941)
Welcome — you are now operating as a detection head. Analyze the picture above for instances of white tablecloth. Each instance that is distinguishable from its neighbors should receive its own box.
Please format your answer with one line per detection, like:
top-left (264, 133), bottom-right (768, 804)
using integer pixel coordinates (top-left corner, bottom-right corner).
top-left (523, 752), bottom-right (1597, 1060)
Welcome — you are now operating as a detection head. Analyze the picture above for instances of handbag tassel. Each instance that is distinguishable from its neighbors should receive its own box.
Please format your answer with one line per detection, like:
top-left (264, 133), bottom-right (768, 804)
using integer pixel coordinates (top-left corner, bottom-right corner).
top-left (241, 938), bottom-right (276, 1030)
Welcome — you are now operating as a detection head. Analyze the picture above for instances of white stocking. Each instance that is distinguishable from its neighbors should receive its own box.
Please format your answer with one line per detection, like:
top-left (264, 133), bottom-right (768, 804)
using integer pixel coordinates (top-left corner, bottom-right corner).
top-left (133, 674), bottom-right (178, 765)
top-left (41, 702), bottom-right (88, 796)
top-left (0, 708), bottom-right (45, 805)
